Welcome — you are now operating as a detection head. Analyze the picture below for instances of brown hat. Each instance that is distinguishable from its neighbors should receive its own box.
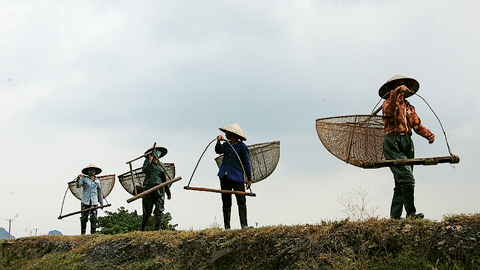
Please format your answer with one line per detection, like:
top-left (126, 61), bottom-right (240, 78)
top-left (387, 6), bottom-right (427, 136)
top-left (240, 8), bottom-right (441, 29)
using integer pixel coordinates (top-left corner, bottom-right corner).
top-left (82, 163), bottom-right (102, 175)
top-left (379, 75), bottom-right (419, 99)
top-left (144, 144), bottom-right (168, 158)
top-left (219, 122), bottom-right (247, 141)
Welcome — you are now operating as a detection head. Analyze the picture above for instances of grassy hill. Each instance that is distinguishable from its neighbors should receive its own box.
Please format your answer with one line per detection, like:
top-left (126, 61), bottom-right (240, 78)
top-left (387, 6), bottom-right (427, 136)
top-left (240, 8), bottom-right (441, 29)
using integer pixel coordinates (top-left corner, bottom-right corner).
top-left (1, 214), bottom-right (479, 269)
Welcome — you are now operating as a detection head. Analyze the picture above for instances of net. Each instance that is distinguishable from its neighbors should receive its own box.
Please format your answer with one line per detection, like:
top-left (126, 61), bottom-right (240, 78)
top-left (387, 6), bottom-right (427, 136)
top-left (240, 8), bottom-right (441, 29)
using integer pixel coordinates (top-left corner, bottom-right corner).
top-left (316, 115), bottom-right (385, 167)
top-left (214, 140), bottom-right (280, 183)
top-left (118, 163), bottom-right (175, 195)
top-left (69, 174), bottom-right (116, 200)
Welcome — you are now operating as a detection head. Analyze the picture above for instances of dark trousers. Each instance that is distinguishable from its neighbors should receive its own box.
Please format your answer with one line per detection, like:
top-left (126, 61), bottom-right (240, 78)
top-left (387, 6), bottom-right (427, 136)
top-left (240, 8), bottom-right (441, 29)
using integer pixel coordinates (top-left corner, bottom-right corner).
top-left (390, 182), bottom-right (416, 218)
top-left (383, 135), bottom-right (418, 218)
top-left (142, 190), bottom-right (165, 217)
top-left (220, 176), bottom-right (246, 208)
top-left (80, 203), bottom-right (98, 234)
top-left (141, 190), bottom-right (165, 231)
top-left (220, 176), bottom-right (249, 229)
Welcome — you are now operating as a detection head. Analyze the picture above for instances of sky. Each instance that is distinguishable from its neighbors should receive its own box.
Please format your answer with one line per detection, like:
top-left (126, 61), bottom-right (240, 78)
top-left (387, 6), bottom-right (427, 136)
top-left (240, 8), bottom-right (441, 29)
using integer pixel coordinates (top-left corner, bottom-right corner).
top-left (1, 1), bottom-right (479, 238)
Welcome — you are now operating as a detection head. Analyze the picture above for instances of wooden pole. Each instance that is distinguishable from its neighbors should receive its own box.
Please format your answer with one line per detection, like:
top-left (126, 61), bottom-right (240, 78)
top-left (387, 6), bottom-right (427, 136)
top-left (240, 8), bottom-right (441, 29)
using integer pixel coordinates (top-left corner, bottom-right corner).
top-left (184, 186), bottom-right (256, 197)
top-left (158, 161), bottom-right (173, 180)
top-left (354, 106), bottom-right (383, 125)
top-left (126, 153), bottom-right (150, 164)
top-left (57, 204), bottom-right (112, 220)
top-left (127, 176), bottom-right (182, 203)
top-left (362, 155), bottom-right (460, 169)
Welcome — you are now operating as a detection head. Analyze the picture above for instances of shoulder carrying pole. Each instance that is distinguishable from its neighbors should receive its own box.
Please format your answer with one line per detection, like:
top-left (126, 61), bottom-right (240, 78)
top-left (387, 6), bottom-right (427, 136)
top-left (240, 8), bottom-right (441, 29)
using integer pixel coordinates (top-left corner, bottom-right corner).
top-left (184, 186), bottom-right (256, 197)
top-left (58, 204), bottom-right (112, 219)
top-left (363, 155), bottom-right (460, 168)
top-left (127, 176), bottom-right (182, 203)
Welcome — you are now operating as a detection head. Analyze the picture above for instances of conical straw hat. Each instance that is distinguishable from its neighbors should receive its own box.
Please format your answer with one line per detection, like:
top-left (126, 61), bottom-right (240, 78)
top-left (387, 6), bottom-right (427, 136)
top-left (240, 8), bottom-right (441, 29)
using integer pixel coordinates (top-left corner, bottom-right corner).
top-left (144, 144), bottom-right (168, 158)
top-left (378, 75), bottom-right (419, 99)
top-left (219, 122), bottom-right (247, 141)
top-left (81, 163), bottom-right (102, 175)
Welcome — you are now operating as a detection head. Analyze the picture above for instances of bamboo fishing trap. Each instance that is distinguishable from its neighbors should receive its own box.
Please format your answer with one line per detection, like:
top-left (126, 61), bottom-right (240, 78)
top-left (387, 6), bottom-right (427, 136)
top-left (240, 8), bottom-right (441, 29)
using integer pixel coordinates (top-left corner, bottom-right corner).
top-left (58, 174), bottom-right (115, 219)
top-left (119, 143), bottom-right (182, 203)
top-left (118, 163), bottom-right (180, 203)
top-left (184, 140), bottom-right (281, 196)
top-left (316, 95), bottom-right (459, 168)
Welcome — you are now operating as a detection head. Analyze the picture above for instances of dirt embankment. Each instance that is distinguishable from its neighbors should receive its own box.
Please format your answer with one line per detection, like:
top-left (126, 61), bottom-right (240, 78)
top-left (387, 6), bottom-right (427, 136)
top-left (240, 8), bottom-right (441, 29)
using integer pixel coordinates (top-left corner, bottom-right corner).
top-left (1, 214), bottom-right (479, 269)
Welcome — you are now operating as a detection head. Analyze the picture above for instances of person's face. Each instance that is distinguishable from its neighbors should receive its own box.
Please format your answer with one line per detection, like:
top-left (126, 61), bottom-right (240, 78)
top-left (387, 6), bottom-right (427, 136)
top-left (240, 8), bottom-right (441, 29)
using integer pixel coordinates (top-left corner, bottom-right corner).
top-left (88, 169), bottom-right (96, 176)
top-left (226, 132), bottom-right (235, 141)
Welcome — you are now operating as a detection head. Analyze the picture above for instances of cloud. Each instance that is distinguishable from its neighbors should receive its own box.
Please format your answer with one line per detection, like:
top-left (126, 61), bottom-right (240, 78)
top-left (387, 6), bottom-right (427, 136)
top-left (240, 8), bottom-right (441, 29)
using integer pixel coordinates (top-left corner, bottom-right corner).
top-left (0, 82), bottom-right (49, 129)
top-left (1, 0), bottom-right (479, 237)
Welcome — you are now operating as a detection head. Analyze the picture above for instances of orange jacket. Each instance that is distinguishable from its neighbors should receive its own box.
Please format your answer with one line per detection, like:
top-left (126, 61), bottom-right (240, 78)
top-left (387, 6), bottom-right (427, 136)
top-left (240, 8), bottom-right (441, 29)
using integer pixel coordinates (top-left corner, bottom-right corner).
top-left (382, 86), bottom-right (433, 139)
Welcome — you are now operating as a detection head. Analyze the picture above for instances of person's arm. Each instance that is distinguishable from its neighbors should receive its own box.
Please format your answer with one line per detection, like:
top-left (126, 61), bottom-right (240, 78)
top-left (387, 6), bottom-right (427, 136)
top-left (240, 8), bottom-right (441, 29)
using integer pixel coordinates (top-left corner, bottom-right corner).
top-left (142, 158), bottom-right (152, 174)
top-left (241, 144), bottom-right (252, 188)
top-left (382, 86), bottom-right (407, 117)
top-left (163, 171), bottom-right (172, 199)
top-left (76, 175), bottom-right (83, 188)
top-left (96, 179), bottom-right (104, 206)
top-left (409, 105), bottom-right (435, 144)
top-left (215, 135), bottom-right (225, 154)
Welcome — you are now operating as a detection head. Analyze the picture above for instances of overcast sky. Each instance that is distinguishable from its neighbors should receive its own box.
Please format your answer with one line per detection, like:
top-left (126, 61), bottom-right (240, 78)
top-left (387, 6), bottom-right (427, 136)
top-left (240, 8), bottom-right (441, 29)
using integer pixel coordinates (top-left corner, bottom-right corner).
top-left (1, 1), bottom-right (479, 237)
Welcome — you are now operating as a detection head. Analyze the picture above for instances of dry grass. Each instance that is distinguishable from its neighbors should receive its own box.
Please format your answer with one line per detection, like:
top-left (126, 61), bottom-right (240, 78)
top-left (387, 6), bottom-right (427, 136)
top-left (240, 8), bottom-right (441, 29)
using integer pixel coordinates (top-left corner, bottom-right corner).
top-left (1, 214), bottom-right (480, 269)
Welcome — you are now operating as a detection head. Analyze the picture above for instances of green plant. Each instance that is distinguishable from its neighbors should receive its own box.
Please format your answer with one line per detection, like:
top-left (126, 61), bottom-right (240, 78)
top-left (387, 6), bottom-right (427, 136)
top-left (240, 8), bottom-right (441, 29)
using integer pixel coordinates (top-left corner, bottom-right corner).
top-left (97, 206), bottom-right (178, 234)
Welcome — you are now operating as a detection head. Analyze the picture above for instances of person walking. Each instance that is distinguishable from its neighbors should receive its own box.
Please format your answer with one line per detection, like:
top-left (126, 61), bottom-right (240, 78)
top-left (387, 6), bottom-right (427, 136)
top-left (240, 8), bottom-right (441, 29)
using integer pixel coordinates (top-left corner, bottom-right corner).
top-left (76, 163), bottom-right (104, 234)
top-left (379, 75), bottom-right (435, 219)
top-left (215, 122), bottom-right (253, 229)
top-left (141, 144), bottom-right (171, 231)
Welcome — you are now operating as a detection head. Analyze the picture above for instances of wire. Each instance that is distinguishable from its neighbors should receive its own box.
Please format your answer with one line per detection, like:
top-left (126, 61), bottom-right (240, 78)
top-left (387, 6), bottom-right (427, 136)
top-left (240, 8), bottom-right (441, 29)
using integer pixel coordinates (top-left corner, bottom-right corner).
top-left (414, 93), bottom-right (453, 156)
top-left (224, 139), bottom-right (253, 193)
top-left (187, 138), bottom-right (253, 194)
top-left (372, 93), bottom-right (454, 156)
top-left (186, 139), bottom-right (216, 187)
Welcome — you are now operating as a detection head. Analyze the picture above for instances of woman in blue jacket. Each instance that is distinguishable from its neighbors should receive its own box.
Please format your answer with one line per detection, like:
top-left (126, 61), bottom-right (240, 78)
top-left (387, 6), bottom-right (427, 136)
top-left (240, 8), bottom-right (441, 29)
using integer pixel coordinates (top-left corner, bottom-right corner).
top-left (215, 123), bottom-right (252, 229)
top-left (76, 163), bottom-right (104, 234)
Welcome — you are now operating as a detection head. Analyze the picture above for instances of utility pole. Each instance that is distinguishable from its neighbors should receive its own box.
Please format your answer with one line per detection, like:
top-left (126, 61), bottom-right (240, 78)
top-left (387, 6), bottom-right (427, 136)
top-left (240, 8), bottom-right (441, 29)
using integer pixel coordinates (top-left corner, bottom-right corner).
top-left (6, 219), bottom-right (14, 239)
top-left (34, 228), bottom-right (39, 236)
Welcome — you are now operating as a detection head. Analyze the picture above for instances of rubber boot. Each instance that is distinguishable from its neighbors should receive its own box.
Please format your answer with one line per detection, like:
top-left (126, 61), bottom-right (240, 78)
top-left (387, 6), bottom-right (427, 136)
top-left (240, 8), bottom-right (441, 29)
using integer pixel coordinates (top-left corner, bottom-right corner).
top-left (390, 185), bottom-right (404, 219)
top-left (154, 215), bottom-right (162, 230)
top-left (223, 207), bottom-right (231, 229)
top-left (81, 220), bottom-right (87, 235)
top-left (141, 215), bottom-right (150, 231)
top-left (402, 184), bottom-right (423, 218)
top-left (238, 204), bottom-right (252, 229)
top-left (90, 221), bottom-right (97, 234)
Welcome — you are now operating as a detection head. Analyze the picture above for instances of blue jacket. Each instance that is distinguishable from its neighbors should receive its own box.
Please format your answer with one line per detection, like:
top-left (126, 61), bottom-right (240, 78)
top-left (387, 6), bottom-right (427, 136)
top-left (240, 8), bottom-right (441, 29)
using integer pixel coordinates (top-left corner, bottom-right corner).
top-left (215, 141), bottom-right (252, 182)
top-left (76, 176), bottom-right (103, 205)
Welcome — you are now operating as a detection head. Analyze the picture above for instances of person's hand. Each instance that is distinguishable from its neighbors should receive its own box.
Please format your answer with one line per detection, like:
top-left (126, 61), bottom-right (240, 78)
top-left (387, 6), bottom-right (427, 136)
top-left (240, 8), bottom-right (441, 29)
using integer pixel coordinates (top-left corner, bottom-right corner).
top-left (100, 204), bottom-right (104, 210)
top-left (167, 194), bottom-right (172, 200)
top-left (396, 85), bottom-right (411, 93)
top-left (78, 174), bottom-right (83, 179)
top-left (246, 180), bottom-right (252, 189)
top-left (427, 133), bottom-right (435, 144)
top-left (148, 153), bottom-right (154, 163)
top-left (217, 135), bottom-right (224, 141)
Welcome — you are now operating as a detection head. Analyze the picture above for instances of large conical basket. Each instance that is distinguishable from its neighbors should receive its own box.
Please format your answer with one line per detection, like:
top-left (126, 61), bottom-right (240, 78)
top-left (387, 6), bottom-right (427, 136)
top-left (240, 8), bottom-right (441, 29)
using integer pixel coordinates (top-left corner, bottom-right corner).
top-left (69, 174), bottom-right (116, 200)
top-left (316, 115), bottom-right (385, 167)
top-left (118, 163), bottom-right (175, 195)
top-left (215, 141), bottom-right (280, 183)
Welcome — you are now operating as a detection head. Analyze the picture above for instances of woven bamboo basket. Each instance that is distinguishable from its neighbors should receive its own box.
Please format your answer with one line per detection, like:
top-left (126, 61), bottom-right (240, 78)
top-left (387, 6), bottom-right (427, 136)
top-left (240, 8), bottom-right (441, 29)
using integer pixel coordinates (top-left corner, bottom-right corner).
top-left (69, 174), bottom-right (116, 200)
top-left (316, 115), bottom-right (385, 167)
top-left (118, 163), bottom-right (175, 195)
top-left (214, 140), bottom-right (280, 183)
